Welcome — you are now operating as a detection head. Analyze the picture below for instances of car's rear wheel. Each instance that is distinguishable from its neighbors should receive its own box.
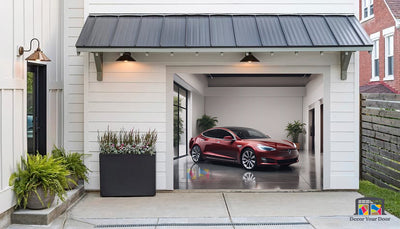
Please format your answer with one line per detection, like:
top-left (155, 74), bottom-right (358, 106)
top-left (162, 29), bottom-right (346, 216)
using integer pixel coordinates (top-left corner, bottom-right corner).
top-left (191, 145), bottom-right (203, 163)
top-left (241, 148), bottom-right (257, 170)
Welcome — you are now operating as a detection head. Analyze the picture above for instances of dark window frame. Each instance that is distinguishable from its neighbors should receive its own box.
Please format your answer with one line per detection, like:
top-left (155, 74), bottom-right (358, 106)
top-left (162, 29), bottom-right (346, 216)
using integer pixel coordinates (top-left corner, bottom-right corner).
top-left (173, 82), bottom-right (188, 159)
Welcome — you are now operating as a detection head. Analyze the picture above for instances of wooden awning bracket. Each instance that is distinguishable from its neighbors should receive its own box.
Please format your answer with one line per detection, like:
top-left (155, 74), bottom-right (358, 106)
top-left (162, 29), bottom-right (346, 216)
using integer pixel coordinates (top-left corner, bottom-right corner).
top-left (93, 52), bottom-right (103, 81)
top-left (340, 51), bottom-right (353, 80)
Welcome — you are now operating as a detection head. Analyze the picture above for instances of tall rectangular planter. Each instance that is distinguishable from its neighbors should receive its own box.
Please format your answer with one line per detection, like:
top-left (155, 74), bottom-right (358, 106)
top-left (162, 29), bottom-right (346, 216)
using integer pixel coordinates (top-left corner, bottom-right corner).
top-left (99, 154), bottom-right (156, 197)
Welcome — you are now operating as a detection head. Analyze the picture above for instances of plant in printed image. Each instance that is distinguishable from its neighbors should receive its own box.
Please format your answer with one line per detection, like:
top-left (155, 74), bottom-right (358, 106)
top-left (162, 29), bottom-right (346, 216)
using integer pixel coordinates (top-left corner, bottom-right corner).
top-left (174, 96), bottom-right (184, 147)
top-left (285, 120), bottom-right (306, 143)
top-left (98, 127), bottom-right (157, 155)
top-left (197, 114), bottom-right (218, 132)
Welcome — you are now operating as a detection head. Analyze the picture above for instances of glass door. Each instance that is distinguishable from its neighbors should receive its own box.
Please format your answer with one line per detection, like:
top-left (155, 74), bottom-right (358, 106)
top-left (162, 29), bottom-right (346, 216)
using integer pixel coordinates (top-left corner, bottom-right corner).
top-left (27, 64), bottom-right (47, 155)
top-left (173, 83), bottom-right (188, 159)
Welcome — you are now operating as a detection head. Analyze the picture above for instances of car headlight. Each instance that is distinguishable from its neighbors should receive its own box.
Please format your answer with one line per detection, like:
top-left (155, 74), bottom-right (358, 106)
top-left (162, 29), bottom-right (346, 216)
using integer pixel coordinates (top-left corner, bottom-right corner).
top-left (257, 144), bottom-right (276, 151)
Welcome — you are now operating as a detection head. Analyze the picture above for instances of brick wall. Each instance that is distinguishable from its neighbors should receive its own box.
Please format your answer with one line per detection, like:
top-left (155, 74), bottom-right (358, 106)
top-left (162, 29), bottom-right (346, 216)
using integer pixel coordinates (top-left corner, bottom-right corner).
top-left (359, 0), bottom-right (400, 93)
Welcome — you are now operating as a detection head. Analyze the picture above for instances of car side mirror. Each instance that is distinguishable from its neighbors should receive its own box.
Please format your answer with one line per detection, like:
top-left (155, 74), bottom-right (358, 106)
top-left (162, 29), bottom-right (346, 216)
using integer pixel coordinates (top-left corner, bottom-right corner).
top-left (223, 136), bottom-right (234, 142)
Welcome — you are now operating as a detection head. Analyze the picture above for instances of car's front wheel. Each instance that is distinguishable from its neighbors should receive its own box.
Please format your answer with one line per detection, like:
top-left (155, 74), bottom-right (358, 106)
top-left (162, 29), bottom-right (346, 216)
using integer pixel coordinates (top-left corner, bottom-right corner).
top-left (191, 145), bottom-right (203, 163)
top-left (241, 148), bottom-right (257, 170)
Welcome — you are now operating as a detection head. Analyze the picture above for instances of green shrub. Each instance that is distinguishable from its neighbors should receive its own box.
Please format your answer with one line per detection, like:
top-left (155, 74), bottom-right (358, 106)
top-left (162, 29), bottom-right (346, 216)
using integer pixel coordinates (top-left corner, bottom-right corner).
top-left (9, 154), bottom-right (70, 209)
top-left (52, 146), bottom-right (90, 182)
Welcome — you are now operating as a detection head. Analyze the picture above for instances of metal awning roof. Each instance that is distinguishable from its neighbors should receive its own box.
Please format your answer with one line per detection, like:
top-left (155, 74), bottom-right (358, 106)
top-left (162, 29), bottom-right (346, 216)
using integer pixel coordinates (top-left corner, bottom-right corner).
top-left (76, 14), bottom-right (372, 52)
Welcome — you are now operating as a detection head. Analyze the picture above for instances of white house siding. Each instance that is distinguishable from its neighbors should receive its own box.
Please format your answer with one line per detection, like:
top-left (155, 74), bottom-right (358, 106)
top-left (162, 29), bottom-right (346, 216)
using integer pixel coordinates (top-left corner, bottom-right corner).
top-left (328, 55), bottom-right (360, 189)
top-left (0, 0), bottom-right (62, 216)
top-left (205, 87), bottom-right (305, 140)
top-left (86, 0), bottom-right (357, 14)
top-left (84, 54), bottom-right (168, 190)
top-left (64, 0), bottom-right (85, 154)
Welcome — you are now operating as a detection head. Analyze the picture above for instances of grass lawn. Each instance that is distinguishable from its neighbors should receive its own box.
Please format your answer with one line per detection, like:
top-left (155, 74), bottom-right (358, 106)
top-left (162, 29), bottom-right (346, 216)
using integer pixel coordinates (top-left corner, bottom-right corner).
top-left (358, 180), bottom-right (400, 218)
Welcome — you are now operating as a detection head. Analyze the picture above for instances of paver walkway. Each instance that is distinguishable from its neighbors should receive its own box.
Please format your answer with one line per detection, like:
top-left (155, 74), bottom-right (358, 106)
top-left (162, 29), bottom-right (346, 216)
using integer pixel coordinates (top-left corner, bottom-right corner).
top-left (7, 191), bottom-right (400, 228)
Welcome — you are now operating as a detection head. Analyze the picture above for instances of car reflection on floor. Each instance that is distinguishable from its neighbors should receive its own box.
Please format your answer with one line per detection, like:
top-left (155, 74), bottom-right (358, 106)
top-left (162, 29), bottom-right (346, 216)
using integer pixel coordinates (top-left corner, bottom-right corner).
top-left (174, 150), bottom-right (322, 190)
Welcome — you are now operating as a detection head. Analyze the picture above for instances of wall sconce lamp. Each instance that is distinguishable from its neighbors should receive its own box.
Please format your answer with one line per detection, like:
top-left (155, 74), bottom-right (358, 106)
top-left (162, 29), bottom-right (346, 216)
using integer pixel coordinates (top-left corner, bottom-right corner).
top-left (18, 38), bottom-right (51, 61)
top-left (240, 52), bottom-right (259, 63)
top-left (116, 52), bottom-right (136, 62)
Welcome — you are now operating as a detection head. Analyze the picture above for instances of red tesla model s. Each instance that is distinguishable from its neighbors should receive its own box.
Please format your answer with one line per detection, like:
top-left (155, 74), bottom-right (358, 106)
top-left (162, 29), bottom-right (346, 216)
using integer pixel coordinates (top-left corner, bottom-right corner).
top-left (189, 127), bottom-right (299, 170)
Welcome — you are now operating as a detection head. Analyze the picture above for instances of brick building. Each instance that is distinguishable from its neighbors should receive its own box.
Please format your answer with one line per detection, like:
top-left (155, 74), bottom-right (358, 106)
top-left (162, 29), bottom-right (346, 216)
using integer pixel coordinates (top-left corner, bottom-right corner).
top-left (359, 0), bottom-right (400, 93)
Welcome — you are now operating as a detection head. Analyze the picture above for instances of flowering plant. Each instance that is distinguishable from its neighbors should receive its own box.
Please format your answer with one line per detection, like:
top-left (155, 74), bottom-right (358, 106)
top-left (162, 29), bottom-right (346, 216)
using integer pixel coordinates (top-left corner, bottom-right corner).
top-left (98, 128), bottom-right (157, 155)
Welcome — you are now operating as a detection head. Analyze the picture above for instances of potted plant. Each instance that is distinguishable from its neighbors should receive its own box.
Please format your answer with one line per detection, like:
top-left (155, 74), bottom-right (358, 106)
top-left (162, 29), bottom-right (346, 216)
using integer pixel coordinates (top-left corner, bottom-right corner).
top-left (98, 128), bottom-right (157, 197)
top-left (9, 154), bottom-right (70, 209)
top-left (197, 114), bottom-right (218, 132)
top-left (52, 146), bottom-right (90, 189)
top-left (285, 120), bottom-right (306, 149)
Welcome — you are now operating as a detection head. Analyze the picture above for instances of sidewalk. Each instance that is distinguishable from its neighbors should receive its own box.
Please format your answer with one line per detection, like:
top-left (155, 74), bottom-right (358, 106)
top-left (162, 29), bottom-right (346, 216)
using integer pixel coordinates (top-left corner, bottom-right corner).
top-left (8, 191), bottom-right (400, 228)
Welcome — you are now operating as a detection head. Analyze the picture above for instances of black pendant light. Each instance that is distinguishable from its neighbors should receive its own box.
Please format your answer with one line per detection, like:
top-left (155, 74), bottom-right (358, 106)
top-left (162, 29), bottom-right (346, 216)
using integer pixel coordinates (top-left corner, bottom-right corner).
top-left (116, 52), bottom-right (136, 62)
top-left (240, 52), bottom-right (259, 63)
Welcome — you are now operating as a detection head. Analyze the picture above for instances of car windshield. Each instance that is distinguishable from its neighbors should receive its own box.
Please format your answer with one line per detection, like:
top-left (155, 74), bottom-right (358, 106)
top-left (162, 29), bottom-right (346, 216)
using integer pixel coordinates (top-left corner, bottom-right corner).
top-left (226, 127), bottom-right (269, 139)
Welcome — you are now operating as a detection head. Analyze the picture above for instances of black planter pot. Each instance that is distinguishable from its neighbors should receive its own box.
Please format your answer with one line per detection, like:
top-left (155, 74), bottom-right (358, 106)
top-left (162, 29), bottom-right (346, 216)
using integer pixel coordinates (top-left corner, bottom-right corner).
top-left (99, 154), bottom-right (156, 197)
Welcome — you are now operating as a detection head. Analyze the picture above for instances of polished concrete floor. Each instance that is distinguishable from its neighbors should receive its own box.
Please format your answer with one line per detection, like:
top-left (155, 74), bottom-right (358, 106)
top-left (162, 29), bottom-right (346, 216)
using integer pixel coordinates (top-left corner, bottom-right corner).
top-left (174, 150), bottom-right (322, 190)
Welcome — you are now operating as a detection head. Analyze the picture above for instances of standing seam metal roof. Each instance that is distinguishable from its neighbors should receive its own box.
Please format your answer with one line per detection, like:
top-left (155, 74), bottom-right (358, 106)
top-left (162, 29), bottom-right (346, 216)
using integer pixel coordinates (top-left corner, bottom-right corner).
top-left (76, 14), bottom-right (372, 48)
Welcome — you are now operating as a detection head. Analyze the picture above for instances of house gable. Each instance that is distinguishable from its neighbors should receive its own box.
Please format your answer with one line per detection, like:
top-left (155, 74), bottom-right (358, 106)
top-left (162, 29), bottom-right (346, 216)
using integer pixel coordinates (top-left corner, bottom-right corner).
top-left (385, 0), bottom-right (400, 20)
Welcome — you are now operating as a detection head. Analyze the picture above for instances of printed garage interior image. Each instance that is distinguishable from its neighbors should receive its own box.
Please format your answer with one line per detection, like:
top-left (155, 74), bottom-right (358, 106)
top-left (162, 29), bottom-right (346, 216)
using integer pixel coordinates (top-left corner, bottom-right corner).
top-left (173, 73), bottom-right (323, 190)
top-left (75, 14), bottom-right (372, 191)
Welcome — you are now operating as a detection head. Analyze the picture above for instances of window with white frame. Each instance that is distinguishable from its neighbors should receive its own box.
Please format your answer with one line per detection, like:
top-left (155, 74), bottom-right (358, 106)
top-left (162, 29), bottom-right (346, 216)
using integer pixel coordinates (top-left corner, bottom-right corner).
top-left (371, 39), bottom-right (379, 80)
top-left (363, 0), bottom-right (374, 19)
top-left (385, 35), bottom-right (394, 79)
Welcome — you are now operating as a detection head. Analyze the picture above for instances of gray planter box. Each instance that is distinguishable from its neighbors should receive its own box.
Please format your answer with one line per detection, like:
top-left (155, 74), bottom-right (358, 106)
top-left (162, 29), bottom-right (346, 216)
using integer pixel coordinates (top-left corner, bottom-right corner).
top-left (99, 154), bottom-right (156, 197)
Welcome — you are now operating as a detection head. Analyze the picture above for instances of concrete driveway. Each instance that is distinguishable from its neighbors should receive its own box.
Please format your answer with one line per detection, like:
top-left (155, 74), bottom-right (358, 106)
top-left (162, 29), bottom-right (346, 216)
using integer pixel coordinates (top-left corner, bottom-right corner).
top-left (8, 191), bottom-right (400, 229)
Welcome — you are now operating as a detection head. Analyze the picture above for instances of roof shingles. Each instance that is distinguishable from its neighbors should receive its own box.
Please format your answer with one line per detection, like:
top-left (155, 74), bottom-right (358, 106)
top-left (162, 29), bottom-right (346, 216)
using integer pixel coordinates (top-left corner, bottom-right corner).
top-left (386, 0), bottom-right (400, 19)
